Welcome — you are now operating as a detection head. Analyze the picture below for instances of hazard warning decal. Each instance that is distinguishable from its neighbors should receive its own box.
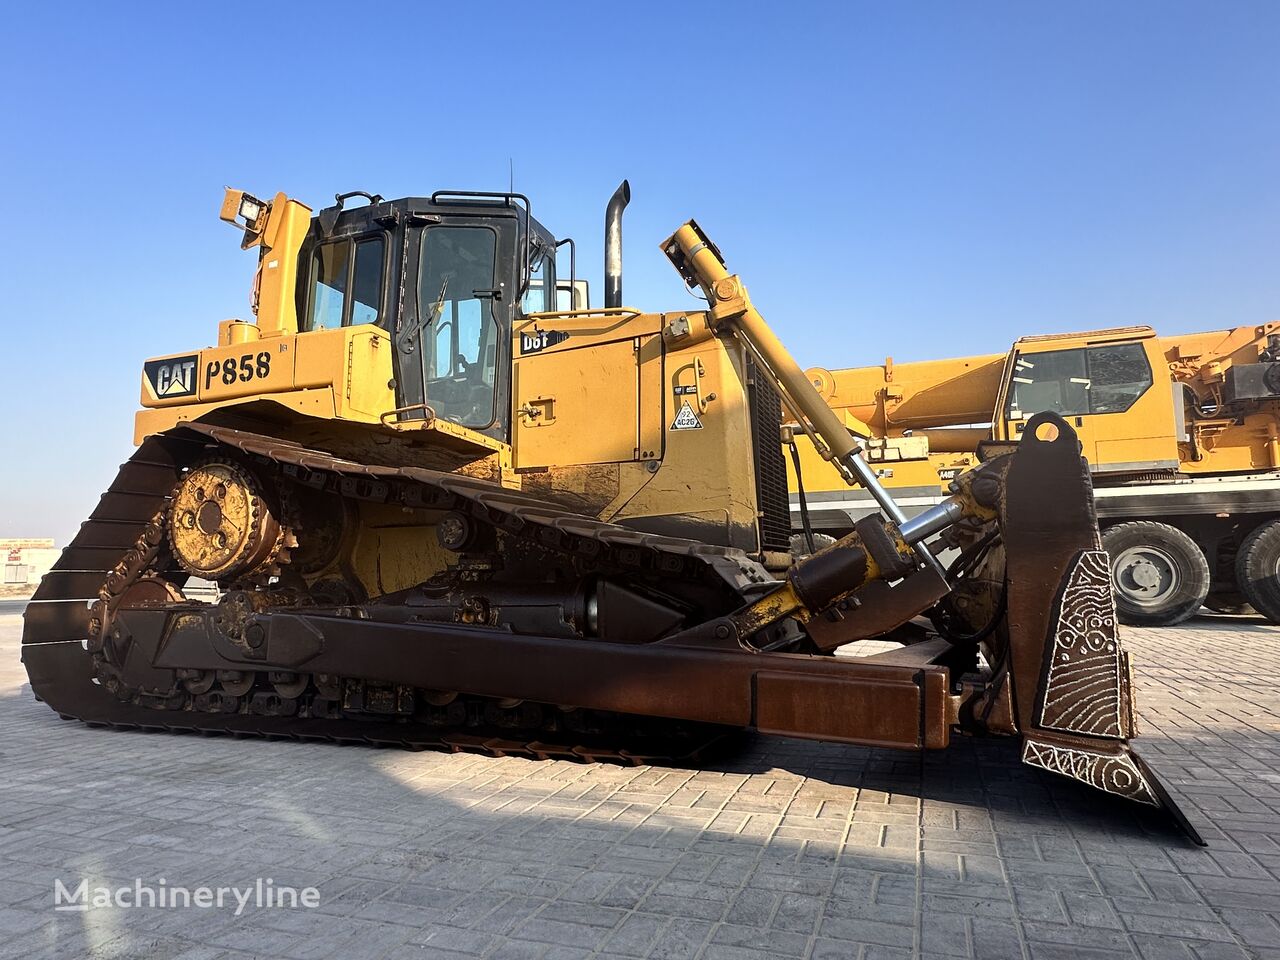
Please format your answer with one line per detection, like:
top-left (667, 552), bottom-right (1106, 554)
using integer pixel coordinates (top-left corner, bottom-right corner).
top-left (670, 401), bottom-right (703, 431)
top-left (143, 355), bottom-right (199, 400)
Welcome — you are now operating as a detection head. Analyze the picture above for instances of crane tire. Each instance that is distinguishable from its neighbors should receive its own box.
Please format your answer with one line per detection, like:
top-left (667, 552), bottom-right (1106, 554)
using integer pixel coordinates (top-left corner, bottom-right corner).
top-left (1203, 592), bottom-right (1254, 616)
top-left (1235, 519), bottom-right (1280, 623)
top-left (789, 532), bottom-right (837, 560)
top-left (1102, 522), bottom-right (1210, 627)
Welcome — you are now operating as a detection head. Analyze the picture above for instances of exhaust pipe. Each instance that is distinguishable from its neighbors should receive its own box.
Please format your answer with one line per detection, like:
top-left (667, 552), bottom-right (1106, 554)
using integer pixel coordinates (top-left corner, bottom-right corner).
top-left (604, 180), bottom-right (630, 308)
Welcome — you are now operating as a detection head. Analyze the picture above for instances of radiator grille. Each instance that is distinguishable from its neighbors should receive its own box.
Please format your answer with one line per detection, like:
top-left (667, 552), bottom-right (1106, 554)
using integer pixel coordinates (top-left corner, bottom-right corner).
top-left (746, 359), bottom-right (792, 553)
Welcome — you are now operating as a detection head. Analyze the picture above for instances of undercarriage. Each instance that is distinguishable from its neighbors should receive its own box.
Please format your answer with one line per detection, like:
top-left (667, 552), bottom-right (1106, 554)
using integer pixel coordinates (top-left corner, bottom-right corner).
top-left (20, 418), bottom-right (1202, 843)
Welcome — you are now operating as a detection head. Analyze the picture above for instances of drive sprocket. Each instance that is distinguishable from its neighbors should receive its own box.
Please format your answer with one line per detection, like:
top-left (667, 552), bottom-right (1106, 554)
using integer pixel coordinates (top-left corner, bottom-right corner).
top-left (168, 458), bottom-right (293, 583)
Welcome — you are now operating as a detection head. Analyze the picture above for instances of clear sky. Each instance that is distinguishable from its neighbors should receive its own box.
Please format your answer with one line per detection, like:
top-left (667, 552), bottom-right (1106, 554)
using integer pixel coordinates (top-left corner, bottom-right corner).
top-left (1, 1), bottom-right (1277, 545)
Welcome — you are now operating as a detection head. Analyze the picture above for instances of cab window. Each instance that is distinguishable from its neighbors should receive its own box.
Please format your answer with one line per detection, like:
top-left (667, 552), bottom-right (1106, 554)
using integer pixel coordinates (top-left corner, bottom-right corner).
top-left (306, 236), bottom-right (385, 331)
top-left (1007, 342), bottom-right (1152, 419)
top-left (520, 250), bottom-right (553, 315)
top-left (418, 226), bottom-right (500, 427)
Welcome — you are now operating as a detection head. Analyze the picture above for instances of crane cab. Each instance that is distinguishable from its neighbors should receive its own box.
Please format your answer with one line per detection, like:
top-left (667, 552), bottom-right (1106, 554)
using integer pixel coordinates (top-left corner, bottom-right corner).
top-left (991, 326), bottom-right (1180, 474)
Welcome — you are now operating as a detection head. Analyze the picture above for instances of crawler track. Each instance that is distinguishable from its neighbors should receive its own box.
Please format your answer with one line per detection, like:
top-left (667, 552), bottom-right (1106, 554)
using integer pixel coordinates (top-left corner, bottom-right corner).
top-left (21, 425), bottom-right (765, 765)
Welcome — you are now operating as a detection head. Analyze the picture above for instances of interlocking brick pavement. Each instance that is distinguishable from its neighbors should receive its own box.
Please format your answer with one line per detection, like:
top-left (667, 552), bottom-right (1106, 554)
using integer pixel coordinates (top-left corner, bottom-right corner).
top-left (0, 610), bottom-right (1277, 959)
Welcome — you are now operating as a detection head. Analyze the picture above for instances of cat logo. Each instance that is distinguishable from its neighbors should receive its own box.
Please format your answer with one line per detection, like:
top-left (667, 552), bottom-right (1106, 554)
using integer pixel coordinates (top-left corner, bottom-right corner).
top-left (521, 328), bottom-right (570, 355)
top-left (143, 355), bottom-right (199, 399)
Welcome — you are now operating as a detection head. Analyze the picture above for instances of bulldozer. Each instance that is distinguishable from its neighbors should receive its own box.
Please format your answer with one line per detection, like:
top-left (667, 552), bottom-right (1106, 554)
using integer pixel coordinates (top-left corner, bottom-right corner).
top-left (21, 182), bottom-right (1199, 842)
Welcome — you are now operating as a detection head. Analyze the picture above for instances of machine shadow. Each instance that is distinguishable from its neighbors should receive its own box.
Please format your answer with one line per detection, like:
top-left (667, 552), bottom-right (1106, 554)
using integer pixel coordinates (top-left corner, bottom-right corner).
top-left (701, 730), bottom-right (1197, 845)
top-left (0, 666), bottom-right (1219, 960)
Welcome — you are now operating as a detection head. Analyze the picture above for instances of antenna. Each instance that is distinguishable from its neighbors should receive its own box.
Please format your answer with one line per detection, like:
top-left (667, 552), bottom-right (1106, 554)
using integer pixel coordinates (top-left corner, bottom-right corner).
top-left (509, 158), bottom-right (514, 194)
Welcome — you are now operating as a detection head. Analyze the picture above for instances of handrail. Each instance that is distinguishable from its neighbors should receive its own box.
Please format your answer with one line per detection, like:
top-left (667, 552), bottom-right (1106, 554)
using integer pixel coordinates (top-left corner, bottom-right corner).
top-left (379, 403), bottom-right (437, 429)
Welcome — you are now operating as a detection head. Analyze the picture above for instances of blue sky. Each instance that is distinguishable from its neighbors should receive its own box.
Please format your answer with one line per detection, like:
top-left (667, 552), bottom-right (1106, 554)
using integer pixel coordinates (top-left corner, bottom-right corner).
top-left (1, 1), bottom-right (1277, 544)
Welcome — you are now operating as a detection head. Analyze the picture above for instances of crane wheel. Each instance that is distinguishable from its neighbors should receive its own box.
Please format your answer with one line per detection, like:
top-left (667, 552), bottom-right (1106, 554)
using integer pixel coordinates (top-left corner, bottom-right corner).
top-left (1203, 591), bottom-right (1254, 616)
top-left (789, 532), bottom-right (836, 560)
top-left (1101, 521), bottom-right (1209, 627)
top-left (1234, 518), bottom-right (1280, 623)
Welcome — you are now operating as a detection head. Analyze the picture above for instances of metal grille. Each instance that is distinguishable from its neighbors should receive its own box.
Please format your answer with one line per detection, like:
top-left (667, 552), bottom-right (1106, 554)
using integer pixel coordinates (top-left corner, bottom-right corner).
top-left (746, 359), bottom-right (792, 553)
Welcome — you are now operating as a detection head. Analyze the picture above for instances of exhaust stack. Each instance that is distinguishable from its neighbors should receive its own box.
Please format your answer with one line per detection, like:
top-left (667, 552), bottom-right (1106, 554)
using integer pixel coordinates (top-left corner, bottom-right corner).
top-left (604, 180), bottom-right (630, 308)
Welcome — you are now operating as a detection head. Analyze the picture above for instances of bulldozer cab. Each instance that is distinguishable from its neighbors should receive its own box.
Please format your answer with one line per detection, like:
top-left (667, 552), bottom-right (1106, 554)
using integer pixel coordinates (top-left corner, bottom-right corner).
top-left (296, 191), bottom-right (561, 442)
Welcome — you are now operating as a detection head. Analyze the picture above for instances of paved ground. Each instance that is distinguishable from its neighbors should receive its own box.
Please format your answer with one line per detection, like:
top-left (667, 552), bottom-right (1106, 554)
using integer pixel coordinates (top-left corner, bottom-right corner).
top-left (0, 609), bottom-right (1277, 960)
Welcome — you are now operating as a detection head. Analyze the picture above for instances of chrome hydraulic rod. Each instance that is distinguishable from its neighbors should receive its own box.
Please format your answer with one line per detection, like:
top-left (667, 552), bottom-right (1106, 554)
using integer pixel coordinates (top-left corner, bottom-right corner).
top-left (896, 497), bottom-right (966, 545)
top-left (839, 452), bottom-right (948, 577)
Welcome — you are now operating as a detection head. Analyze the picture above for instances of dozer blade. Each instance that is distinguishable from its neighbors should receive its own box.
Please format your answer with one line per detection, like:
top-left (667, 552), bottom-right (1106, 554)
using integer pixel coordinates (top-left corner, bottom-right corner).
top-left (999, 413), bottom-right (1203, 844)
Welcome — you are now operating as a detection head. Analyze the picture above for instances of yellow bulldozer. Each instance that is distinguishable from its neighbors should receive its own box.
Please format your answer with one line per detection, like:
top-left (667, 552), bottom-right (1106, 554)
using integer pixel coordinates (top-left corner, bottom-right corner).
top-left (789, 324), bottom-right (1280, 627)
top-left (22, 183), bottom-right (1198, 841)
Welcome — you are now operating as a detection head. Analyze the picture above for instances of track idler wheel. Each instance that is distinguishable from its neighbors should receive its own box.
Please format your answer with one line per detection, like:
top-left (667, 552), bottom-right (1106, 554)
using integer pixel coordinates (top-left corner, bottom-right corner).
top-left (169, 459), bottom-right (293, 583)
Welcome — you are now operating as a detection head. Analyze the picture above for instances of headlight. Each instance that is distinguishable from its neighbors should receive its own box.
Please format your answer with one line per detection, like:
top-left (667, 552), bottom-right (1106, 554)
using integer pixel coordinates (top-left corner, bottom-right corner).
top-left (238, 197), bottom-right (263, 225)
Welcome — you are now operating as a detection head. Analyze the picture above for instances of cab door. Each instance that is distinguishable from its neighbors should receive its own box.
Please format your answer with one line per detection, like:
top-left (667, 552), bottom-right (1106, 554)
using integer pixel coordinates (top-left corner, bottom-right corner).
top-left (995, 337), bottom-right (1179, 473)
top-left (396, 222), bottom-right (515, 439)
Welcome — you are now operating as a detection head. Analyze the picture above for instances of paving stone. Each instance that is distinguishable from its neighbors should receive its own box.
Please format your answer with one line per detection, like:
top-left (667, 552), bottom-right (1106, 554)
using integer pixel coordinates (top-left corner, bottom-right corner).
top-left (771, 891), bottom-right (822, 933)
top-left (1028, 943), bottom-right (1133, 960)
top-left (818, 913), bottom-right (914, 947)
top-left (598, 913), bottom-right (667, 957)
top-left (644, 918), bottom-right (713, 960)
top-left (709, 921), bottom-right (808, 956)
top-left (487, 940), bottom-right (549, 960)
top-left (970, 916), bottom-right (1025, 960)
top-left (920, 912), bottom-right (969, 957)
top-left (722, 888), bottom-right (776, 927)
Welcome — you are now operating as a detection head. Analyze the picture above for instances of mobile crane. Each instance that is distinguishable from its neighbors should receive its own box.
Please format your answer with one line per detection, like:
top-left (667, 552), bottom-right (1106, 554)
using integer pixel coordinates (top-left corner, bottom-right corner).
top-left (790, 324), bottom-right (1280, 626)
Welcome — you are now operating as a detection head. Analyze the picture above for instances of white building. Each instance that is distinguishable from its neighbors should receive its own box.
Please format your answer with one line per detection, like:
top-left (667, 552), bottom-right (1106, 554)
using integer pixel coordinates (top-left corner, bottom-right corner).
top-left (2, 539), bottom-right (59, 587)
